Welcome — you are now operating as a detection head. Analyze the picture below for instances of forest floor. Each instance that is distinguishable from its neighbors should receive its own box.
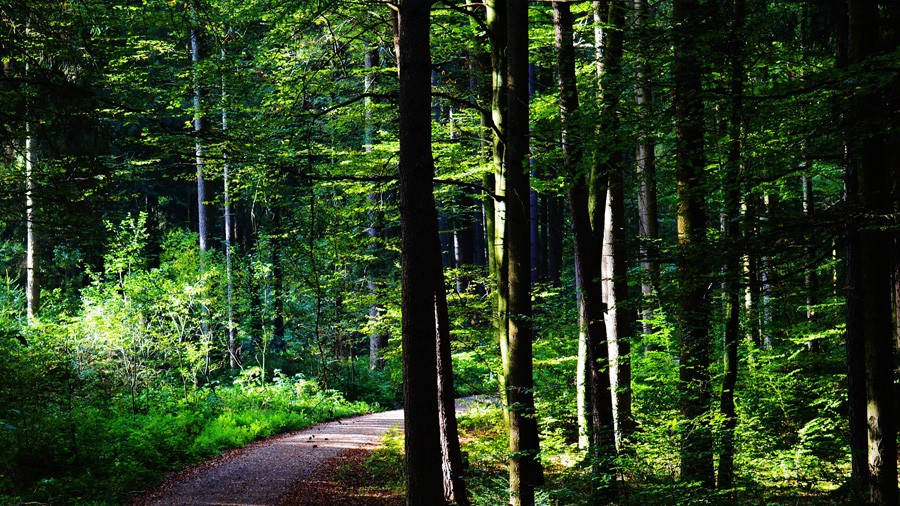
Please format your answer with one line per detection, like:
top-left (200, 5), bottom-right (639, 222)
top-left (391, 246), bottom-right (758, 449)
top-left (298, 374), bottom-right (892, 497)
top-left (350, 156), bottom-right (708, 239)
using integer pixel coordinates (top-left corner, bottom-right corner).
top-left (133, 409), bottom-right (405, 506)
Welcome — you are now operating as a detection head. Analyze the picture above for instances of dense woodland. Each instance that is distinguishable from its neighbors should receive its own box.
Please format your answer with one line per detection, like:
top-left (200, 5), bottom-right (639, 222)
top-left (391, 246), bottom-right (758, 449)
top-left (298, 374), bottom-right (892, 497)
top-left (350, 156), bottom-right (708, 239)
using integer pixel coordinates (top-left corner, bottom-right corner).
top-left (0, 0), bottom-right (898, 504)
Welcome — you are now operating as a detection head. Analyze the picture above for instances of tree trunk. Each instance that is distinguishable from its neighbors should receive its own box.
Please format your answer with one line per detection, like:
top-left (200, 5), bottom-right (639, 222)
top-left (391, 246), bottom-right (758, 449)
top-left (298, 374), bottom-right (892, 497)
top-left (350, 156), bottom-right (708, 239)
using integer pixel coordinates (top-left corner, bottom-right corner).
top-left (486, 0), bottom-right (509, 423)
top-left (673, 0), bottom-right (714, 487)
top-left (553, 1), bottom-right (618, 495)
top-left (505, 1), bottom-right (542, 503)
top-left (25, 121), bottom-right (39, 320)
top-left (833, 0), bottom-right (868, 486)
top-left (530, 167), bottom-right (541, 286)
top-left (191, 14), bottom-right (208, 254)
top-left (594, 0), bottom-right (632, 446)
top-left (718, 0), bottom-right (744, 488)
top-left (846, 1), bottom-right (897, 502)
top-left (802, 175), bottom-right (819, 352)
top-left (222, 57), bottom-right (239, 368)
top-left (396, 1), bottom-right (444, 503)
top-left (435, 261), bottom-right (469, 504)
top-left (634, 0), bottom-right (659, 338)
top-left (271, 206), bottom-right (285, 350)
top-left (364, 41), bottom-right (385, 370)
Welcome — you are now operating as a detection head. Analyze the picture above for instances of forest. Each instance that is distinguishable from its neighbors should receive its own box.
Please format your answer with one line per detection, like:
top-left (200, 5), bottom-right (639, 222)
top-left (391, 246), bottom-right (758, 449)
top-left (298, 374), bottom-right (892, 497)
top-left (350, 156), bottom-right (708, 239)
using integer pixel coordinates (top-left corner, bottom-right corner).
top-left (0, 0), bottom-right (898, 504)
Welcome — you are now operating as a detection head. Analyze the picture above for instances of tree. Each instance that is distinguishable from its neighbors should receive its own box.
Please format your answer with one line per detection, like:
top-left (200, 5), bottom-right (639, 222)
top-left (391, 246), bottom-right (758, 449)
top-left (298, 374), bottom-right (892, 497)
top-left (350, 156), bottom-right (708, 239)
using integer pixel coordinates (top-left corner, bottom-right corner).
top-left (191, 4), bottom-right (209, 254)
top-left (717, 0), bottom-right (745, 490)
top-left (844, 0), bottom-right (897, 502)
top-left (552, 1), bottom-right (618, 496)
top-left (396, 0), bottom-right (444, 503)
top-left (672, 0), bottom-right (714, 487)
top-left (596, 0), bottom-right (633, 443)
top-left (485, 0), bottom-right (542, 503)
top-left (24, 121), bottom-right (38, 320)
top-left (632, 0), bottom-right (659, 339)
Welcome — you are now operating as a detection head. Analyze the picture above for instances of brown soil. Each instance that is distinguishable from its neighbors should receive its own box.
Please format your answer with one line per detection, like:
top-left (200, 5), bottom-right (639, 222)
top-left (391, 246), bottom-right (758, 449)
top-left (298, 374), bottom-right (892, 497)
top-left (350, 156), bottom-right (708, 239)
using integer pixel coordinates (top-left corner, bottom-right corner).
top-left (133, 409), bottom-right (404, 506)
top-left (278, 448), bottom-right (403, 506)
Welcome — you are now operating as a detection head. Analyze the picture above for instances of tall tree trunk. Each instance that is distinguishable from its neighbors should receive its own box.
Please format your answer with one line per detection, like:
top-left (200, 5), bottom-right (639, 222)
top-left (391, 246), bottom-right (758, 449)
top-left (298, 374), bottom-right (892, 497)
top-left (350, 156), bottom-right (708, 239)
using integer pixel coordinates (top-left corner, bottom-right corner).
top-left (553, 1), bottom-right (618, 495)
top-left (833, 0), bottom-right (868, 486)
top-left (222, 55), bottom-right (239, 368)
top-left (744, 194), bottom-right (762, 347)
top-left (396, 1), bottom-right (444, 503)
top-left (364, 41), bottom-right (386, 370)
top-left (191, 13), bottom-right (208, 253)
top-left (718, 0), bottom-right (744, 488)
top-left (271, 206), bottom-right (285, 349)
top-left (673, 0), bottom-right (714, 487)
top-left (530, 166), bottom-right (541, 286)
top-left (435, 262), bottom-right (469, 504)
top-left (846, 0), bottom-right (897, 502)
top-left (595, 0), bottom-right (632, 445)
top-left (633, 0), bottom-right (659, 338)
top-left (486, 0), bottom-right (509, 423)
top-left (25, 121), bottom-right (39, 320)
top-left (802, 175), bottom-right (819, 352)
top-left (505, 1), bottom-right (542, 503)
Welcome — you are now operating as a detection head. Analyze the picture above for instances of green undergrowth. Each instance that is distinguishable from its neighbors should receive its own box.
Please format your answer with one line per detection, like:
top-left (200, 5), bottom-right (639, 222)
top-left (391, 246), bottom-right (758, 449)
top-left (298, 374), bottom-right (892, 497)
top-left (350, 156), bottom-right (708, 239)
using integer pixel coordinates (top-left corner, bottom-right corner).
top-left (0, 366), bottom-right (372, 506)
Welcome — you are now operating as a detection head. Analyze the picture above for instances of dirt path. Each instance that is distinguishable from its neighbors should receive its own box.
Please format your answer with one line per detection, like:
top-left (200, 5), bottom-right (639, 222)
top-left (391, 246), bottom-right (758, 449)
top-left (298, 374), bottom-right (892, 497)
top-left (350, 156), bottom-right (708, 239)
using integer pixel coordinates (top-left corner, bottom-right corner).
top-left (135, 409), bottom-right (404, 506)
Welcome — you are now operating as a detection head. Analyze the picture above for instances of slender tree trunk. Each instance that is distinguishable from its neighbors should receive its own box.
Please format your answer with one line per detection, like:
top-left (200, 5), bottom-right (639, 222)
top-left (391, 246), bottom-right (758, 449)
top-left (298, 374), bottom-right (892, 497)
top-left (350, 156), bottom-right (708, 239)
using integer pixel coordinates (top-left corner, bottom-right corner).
top-left (271, 207), bottom-right (285, 349)
top-left (673, 0), bottom-right (714, 487)
top-left (553, 1), bottom-right (618, 495)
top-left (364, 41), bottom-right (385, 370)
top-left (435, 261), bottom-right (469, 504)
top-left (486, 0), bottom-right (509, 423)
top-left (453, 195), bottom-right (475, 293)
top-left (25, 121), bottom-right (39, 320)
top-left (744, 194), bottom-right (761, 347)
top-left (396, 1), bottom-right (444, 503)
top-left (530, 166), bottom-right (540, 286)
top-left (718, 0), bottom-right (744, 488)
top-left (802, 175), bottom-right (819, 352)
top-left (191, 14), bottom-right (208, 253)
top-left (594, 0), bottom-right (632, 445)
top-left (634, 0), bottom-right (659, 339)
top-left (222, 56), bottom-right (239, 368)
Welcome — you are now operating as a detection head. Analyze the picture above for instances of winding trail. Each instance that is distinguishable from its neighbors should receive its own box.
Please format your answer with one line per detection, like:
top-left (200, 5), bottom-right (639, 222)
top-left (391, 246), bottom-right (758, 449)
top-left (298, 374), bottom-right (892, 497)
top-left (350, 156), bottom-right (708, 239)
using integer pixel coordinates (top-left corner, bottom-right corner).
top-left (135, 409), bottom-right (404, 506)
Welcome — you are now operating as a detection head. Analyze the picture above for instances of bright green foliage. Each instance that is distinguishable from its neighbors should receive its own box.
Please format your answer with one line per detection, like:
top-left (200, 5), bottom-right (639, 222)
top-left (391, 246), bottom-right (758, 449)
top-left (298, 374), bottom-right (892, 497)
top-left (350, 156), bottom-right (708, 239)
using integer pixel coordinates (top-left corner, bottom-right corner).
top-left (0, 227), bottom-right (372, 505)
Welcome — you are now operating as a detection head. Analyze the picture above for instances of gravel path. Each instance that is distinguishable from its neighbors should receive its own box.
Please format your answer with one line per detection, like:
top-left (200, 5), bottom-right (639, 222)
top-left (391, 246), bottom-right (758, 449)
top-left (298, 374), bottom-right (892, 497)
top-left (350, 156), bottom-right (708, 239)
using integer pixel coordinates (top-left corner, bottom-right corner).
top-left (135, 409), bottom-right (404, 506)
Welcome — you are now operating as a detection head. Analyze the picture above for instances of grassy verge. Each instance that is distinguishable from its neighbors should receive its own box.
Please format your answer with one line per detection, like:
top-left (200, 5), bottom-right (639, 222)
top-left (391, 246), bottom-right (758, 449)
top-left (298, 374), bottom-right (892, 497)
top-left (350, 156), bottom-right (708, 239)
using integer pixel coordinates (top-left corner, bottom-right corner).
top-left (1, 368), bottom-right (372, 506)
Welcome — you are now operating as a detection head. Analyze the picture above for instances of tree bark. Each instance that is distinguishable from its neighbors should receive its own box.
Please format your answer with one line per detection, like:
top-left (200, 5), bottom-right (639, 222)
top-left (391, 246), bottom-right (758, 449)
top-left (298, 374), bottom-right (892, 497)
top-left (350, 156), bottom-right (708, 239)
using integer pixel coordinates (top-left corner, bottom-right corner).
top-left (222, 56), bottom-right (239, 368)
top-left (718, 0), bottom-right (744, 488)
top-left (25, 121), bottom-right (39, 320)
top-left (846, 1), bottom-right (897, 502)
top-left (435, 263), bottom-right (469, 504)
top-left (364, 41), bottom-right (386, 370)
top-left (396, 1), bottom-right (444, 503)
top-left (802, 175), bottom-right (819, 352)
top-left (594, 0), bottom-right (633, 445)
top-left (673, 0), bottom-right (714, 487)
top-left (553, 1), bottom-right (618, 495)
top-left (485, 0), bottom-right (509, 423)
top-left (634, 0), bottom-right (659, 338)
top-left (191, 12), bottom-right (208, 254)
top-left (504, 1), bottom-right (542, 503)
